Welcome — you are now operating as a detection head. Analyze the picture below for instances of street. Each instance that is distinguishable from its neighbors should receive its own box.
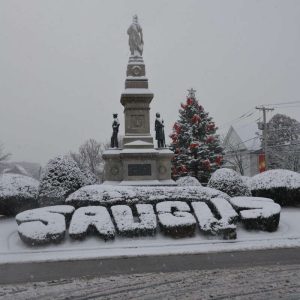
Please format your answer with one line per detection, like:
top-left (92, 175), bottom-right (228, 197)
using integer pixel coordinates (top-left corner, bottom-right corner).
top-left (1, 248), bottom-right (300, 299)
top-left (1, 263), bottom-right (300, 299)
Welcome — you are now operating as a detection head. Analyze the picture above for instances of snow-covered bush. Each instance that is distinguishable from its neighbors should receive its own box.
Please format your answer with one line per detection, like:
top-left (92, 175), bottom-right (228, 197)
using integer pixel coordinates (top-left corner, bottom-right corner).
top-left (176, 176), bottom-right (202, 187)
top-left (241, 176), bottom-right (252, 189)
top-left (16, 205), bottom-right (75, 245)
top-left (208, 168), bottom-right (251, 197)
top-left (69, 206), bottom-right (115, 240)
top-left (250, 169), bottom-right (300, 206)
top-left (192, 198), bottom-right (238, 239)
top-left (229, 197), bottom-right (281, 232)
top-left (0, 174), bottom-right (39, 216)
top-left (156, 201), bottom-right (196, 238)
top-left (66, 185), bottom-right (230, 208)
top-left (111, 204), bottom-right (157, 237)
top-left (38, 155), bottom-right (91, 207)
top-left (80, 167), bottom-right (98, 185)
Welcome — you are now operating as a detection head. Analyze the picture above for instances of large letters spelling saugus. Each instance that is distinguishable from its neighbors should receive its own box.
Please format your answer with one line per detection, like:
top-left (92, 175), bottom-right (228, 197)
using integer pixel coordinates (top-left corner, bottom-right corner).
top-left (15, 197), bottom-right (281, 246)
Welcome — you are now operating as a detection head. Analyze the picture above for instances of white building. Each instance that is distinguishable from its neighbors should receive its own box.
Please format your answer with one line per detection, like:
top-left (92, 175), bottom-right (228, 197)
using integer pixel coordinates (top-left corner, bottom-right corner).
top-left (223, 123), bottom-right (261, 176)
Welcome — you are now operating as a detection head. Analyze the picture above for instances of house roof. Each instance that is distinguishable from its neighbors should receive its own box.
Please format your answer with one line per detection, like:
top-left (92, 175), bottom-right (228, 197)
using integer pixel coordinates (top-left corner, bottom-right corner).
top-left (224, 123), bottom-right (261, 151)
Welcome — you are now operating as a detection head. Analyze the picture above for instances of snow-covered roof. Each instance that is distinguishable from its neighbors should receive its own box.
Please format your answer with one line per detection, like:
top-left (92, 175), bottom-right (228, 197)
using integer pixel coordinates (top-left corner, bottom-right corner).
top-left (224, 123), bottom-right (261, 151)
top-left (3, 164), bottom-right (29, 176)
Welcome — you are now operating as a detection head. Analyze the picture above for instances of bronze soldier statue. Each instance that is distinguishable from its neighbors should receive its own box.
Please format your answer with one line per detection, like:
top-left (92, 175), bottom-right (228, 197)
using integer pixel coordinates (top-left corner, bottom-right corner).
top-left (155, 113), bottom-right (165, 148)
top-left (111, 113), bottom-right (120, 148)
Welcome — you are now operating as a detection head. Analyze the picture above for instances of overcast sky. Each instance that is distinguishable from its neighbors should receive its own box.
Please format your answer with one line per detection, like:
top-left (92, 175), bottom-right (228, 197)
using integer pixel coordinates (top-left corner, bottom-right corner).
top-left (1, 0), bottom-right (300, 165)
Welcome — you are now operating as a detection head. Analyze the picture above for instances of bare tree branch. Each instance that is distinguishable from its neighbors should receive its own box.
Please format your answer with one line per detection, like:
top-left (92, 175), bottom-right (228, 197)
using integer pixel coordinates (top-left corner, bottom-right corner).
top-left (0, 143), bottom-right (11, 164)
top-left (70, 139), bottom-right (109, 181)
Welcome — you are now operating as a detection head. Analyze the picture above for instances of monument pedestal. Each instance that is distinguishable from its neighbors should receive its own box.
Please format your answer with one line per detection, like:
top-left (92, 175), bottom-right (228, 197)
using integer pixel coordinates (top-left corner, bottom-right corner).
top-left (103, 148), bottom-right (175, 185)
top-left (103, 54), bottom-right (175, 186)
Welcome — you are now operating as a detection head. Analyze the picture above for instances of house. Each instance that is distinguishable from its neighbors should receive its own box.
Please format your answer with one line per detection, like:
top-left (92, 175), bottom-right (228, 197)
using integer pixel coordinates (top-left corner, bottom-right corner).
top-left (222, 123), bottom-right (261, 176)
top-left (0, 161), bottom-right (41, 179)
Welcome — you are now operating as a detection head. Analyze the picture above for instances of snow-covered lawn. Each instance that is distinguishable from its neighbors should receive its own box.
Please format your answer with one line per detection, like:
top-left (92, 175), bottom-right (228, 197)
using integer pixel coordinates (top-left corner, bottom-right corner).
top-left (0, 207), bottom-right (300, 265)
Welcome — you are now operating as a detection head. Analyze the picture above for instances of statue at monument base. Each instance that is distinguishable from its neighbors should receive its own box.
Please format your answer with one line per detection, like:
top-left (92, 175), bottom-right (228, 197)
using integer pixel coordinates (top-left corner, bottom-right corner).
top-left (155, 113), bottom-right (166, 149)
top-left (110, 114), bottom-right (120, 148)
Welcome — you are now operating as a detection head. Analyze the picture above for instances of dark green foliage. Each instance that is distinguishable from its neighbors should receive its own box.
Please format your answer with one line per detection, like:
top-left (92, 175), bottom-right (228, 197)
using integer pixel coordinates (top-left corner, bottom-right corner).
top-left (252, 188), bottom-right (300, 206)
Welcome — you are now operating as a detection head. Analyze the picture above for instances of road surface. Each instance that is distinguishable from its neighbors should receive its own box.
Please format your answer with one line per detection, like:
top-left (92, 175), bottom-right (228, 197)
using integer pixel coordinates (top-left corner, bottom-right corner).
top-left (1, 248), bottom-right (300, 299)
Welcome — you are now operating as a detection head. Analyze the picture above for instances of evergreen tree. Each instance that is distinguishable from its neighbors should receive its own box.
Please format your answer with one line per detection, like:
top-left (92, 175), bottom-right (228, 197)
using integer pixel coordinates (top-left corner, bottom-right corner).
top-left (266, 114), bottom-right (300, 171)
top-left (170, 89), bottom-right (223, 183)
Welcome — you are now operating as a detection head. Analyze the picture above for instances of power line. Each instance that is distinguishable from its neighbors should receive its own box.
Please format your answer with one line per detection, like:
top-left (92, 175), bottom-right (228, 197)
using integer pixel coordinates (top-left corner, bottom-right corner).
top-left (264, 101), bottom-right (300, 106)
top-left (273, 104), bottom-right (300, 109)
top-left (219, 108), bottom-right (256, 128)
top-left (224, 136), bottom-right (260, 149)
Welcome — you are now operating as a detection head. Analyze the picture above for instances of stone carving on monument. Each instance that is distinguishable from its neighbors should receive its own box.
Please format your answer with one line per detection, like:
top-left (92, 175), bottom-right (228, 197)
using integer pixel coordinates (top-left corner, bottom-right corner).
top-left (102, 16), bottom-right (175, 185)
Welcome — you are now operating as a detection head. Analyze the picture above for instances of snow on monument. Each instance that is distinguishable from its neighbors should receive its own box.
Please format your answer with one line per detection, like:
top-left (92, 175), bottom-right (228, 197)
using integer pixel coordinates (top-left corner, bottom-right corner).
top-left (103, 16), bottom-right (175, 185)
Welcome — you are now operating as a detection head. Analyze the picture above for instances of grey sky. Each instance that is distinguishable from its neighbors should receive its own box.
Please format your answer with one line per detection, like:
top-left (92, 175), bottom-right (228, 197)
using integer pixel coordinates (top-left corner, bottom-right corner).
top-left (1, 0), bottom-right (300, 165)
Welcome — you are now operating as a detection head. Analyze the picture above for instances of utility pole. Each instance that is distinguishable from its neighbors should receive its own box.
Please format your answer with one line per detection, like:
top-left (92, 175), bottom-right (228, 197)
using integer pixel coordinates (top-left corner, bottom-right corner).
top-left (256, 105), bottom-right (274, 170)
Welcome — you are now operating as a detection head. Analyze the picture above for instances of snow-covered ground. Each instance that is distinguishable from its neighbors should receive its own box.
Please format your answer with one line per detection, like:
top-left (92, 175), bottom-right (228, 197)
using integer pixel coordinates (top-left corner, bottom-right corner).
top-left (0, 207), bottom-right (300, 265)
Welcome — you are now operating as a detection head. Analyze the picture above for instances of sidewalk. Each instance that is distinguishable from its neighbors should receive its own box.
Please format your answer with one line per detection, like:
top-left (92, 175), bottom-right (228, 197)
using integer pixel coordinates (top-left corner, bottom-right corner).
top-left (1, 208), bottom-right (300, 265)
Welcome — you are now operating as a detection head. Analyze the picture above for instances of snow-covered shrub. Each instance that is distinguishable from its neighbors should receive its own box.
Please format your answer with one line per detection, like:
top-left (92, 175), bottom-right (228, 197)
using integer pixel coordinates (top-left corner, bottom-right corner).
top-left (208, 168), bottom-right (251, 197)
top-left (241, 176), bottom-right (252, 189)
top-left (250, 169), bottom-right (300, 206)
top-left (111, 204), bottom-right (157, 237)
top-left (16, 205), bottom-right (75, 245)
top-left (156, 201), bottom-right (196, 238)
top-left (80, 167), bottom-right (98, 185)
top-left (66, 185), bottom-right (230, 208)
top-left (38, 155), bottom-right (90, 207)
top-left (229, 197), bottom-right (281, 232)
top-left (69, 206), bottom-right (115, 240)
top-left (192, 198), bottom-right (238, 239)
top-left (176, 176), bottom-right (202, 187)
top-left (0, 174), bottom-right (39, 216)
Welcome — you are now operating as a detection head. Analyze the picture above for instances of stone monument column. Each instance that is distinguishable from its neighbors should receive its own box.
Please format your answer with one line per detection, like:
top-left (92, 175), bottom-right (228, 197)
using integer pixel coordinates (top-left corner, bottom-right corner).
top-left (103, 16), bottom-right (175, 185)
top-left (121, 16), bottom-right (154, 148)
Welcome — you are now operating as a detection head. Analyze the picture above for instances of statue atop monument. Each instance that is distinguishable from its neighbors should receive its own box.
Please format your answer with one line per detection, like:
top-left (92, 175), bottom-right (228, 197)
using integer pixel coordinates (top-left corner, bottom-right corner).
top-left (127, 15), bottom-right (144, 56)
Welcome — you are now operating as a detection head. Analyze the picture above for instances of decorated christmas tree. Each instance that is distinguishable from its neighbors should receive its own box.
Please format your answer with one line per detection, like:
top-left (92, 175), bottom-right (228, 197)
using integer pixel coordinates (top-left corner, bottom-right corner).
top-left (170, 88), bottom-right (223, 183)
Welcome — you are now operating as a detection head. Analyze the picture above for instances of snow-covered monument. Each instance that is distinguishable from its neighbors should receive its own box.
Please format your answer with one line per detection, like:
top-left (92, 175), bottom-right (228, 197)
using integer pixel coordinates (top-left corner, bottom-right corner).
top-left (103, 15), bottom-right (175, 185)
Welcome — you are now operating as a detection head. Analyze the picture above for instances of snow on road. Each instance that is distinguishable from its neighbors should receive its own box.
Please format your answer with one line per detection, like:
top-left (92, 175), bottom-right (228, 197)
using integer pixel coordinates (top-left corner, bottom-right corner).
top-left (1, 264), bottom-right (300, 300)
top-left (0, 208), bottom-right (300, 264)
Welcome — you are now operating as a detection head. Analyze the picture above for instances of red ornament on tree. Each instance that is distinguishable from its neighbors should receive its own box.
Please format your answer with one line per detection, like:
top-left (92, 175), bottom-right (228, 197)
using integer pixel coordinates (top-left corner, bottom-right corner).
top-left (186, 98), bottom-right (193, 106)
top-left (181, 103), bottom-right (187, 109)
top-left (192, 114), bottom-right (201, 124)
top-left (207, 123), bottom-right (215, 131)
top-left (215, 155), bottom-right (223, 166)
top-left (180, 165), bottom-right (188, 173)
top-left (173, 122), bottom-right (181, 134)
top-left (189, 142), bottom-right (199, 149)
top-left (202, 159), bottom-right (211, 170)
top-left (206, 136), bottom-right (215, 144)
top-left (169, 133), bottom-right (177, 141)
